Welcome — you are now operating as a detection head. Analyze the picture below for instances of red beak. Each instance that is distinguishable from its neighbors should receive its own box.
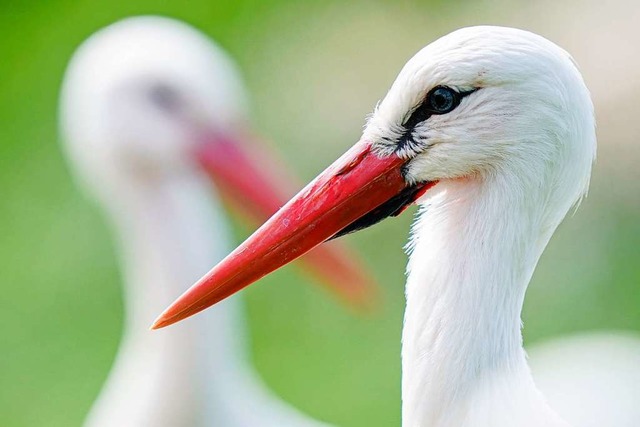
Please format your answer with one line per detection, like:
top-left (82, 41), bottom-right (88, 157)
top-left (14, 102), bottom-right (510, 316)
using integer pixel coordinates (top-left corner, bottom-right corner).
top-left (153, 139), bottom-right (433, 329)
top-left (194, 132), bottom-right (377, 310)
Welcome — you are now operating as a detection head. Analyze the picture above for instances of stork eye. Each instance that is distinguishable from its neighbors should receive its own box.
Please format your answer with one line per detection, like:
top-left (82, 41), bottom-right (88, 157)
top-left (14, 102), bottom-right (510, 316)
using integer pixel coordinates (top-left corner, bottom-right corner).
top-left (148, 83), bottom-right (181, 113)
top-left (426, 86), bottom-right (459, 114)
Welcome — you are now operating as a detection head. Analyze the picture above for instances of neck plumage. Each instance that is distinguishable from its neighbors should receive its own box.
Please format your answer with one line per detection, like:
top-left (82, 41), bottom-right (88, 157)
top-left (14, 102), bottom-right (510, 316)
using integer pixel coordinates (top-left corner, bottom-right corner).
top-left (401, 176), bottom-right (569, 427)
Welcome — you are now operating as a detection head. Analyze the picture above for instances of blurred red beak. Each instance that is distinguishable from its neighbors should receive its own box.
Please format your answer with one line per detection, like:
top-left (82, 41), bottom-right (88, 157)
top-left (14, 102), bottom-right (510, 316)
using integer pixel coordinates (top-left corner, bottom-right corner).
top-left (192, 131), bottom-right (377, 311)
top-left (153, 139), bottom-right (434, 329)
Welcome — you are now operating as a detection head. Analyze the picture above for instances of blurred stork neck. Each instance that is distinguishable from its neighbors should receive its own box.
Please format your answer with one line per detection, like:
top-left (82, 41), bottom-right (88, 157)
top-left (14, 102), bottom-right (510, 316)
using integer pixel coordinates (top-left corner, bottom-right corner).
top-left (401, 176), bottom-right (569, 427)
top-left (86, 170), bottom-right (248, 427)
top-left (111, 170), bottom-right (232, 332)
top-left (95, 171), bottom-right (328, 427)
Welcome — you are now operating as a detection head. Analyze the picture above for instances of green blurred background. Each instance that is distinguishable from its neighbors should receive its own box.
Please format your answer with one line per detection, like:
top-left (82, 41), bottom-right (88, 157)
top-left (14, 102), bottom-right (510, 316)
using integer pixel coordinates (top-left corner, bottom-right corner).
top-left (1, 0), bottom-right (638, 426)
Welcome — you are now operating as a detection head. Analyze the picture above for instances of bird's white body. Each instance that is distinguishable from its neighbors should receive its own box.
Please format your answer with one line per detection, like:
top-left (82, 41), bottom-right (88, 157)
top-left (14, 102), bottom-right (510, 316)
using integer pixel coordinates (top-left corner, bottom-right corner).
top-left (363, 27), bottom-right (600, 426)
top-left (60, 17), bottom-right (327, 427)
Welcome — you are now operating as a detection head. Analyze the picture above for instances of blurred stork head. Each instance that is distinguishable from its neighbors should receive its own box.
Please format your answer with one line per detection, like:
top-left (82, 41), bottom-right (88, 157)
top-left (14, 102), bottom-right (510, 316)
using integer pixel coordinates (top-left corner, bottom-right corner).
top-left (60, 16), bottom-right (248, 199)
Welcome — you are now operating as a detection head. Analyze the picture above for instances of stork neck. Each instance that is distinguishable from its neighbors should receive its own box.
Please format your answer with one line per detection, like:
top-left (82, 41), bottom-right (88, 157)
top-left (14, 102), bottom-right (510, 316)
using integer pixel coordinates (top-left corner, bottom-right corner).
top-left (401, 176), bottom-right (567, 427)
top-left (110, 171), bottom-right (232, 333)
top-left (89, 172), bottom-right (251, 426)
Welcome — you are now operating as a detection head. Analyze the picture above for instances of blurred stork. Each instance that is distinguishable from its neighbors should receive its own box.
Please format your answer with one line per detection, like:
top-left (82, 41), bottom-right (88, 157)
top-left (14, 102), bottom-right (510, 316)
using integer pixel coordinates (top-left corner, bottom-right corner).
top-left (60, 16), bottom-right (374, 427)
top-left (154, 26), bottom-right (640, 427)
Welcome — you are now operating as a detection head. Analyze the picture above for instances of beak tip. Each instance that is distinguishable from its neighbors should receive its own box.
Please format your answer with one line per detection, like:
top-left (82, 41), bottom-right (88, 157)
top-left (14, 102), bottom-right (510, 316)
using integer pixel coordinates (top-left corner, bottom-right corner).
top-left (150, 319), bottom-right (165, 330)
top-left (150, 312), bottom-right (174, 330)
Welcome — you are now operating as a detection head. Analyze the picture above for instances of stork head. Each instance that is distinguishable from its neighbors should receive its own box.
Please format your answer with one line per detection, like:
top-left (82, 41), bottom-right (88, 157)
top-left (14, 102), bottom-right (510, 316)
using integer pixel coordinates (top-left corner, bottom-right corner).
top-left (153, 26), bottom-right (597, 328)
top-left (366, 26), bottom-right (595, 206)
top-left (60, 16), bottom-right (249, 196)
top-left (60, 16), bottom-right (377, 309)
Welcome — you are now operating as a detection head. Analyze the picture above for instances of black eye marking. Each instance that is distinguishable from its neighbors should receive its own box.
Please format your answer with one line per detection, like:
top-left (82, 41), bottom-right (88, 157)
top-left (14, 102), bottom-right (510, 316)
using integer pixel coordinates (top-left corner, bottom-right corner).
top-left (397, 86), bottom-right (476, 153)
top-left (148, 83), bottom-right (181, 113)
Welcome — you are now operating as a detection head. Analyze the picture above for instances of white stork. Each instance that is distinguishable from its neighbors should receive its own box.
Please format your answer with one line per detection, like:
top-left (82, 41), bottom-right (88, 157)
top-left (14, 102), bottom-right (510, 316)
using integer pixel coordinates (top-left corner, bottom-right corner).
top-left (154, 26), bottom-right (640, 426)
top-left (60, 16), bottom-right (374, 427)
